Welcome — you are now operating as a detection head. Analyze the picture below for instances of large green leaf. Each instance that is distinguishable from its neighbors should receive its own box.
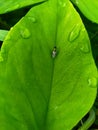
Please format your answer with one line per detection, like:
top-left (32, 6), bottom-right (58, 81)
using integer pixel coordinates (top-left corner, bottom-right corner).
top-left (0, 0), bottom-right (46, 14)
top-left (71, 0), bottom-right (98, 23)
top-left (0, 0), bottom-right (97, 129)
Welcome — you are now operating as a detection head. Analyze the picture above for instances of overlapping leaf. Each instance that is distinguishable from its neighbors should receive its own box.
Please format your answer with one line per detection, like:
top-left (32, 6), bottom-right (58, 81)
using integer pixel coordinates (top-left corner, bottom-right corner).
top-left (71, 0), bottom-right (98, 23)
top-left (0, 0), bottom-right (97, 129)
top-left (0, 0), bottom-right (46, 14)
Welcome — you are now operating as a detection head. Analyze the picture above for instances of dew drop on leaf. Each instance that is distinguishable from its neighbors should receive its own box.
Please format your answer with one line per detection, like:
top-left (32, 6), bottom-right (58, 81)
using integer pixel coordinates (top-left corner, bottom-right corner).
top-left (79, 42), bottom-right (90, 53)
top-left (75, 0), bottom-right (79, 5)
top-left (59, 0), bottom-right (66, 7)
top-left (10, 27), bottom-right (13, 31)
top-left (68, 24), bottom-right (81, 42)
top-left (54, 106), bottom-right (58, 110)
top-left (88, 77), bottom-right (97, 88)
top-left (27, 16), bottom-right (37, 23)
top-left (31, 17), bottom-right (37, 23)
top-left (20, 28), bottom-right (31, 39)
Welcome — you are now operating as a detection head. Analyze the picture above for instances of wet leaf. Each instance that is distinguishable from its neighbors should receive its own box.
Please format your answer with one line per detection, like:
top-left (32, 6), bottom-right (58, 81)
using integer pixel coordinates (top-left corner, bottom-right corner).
top-left (0, 0), bottom-right (97, 129)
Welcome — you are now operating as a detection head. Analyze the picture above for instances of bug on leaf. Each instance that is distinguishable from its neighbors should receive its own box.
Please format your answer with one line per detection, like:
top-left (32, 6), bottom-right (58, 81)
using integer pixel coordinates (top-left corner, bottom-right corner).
top-left (52, 46), bottom-right (57, 58)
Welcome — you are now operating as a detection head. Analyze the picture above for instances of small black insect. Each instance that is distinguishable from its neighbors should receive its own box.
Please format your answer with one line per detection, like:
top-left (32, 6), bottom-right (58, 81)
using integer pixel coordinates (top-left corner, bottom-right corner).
top-left (52, 46), bottom-right (57, 58)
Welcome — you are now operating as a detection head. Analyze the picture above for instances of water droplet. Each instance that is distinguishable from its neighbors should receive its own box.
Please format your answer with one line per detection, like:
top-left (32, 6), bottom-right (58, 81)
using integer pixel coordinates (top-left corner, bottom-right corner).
top-left (79, 42), bottom-right (90, 53)
top-left (59, 0), bottom-right (66, 7)
top-left (20, 28), bottom-right (31, 39)
top-left (75, 0), bottom-right (79, 5)
top-left (27, 16), bottom-right (37, 23)
top-left (54, 106), bottom-right (58, 110)
top-left (10, 27), bottom-right (13, 31)
top-left (88, 77), bottom-right (97, 88)
top-left (68, 24), bottom-right (81, 42)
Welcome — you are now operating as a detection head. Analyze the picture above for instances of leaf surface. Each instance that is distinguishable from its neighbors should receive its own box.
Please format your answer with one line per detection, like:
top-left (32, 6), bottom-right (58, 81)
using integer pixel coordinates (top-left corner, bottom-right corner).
top-left (0, 0), bottom-right (97, 129)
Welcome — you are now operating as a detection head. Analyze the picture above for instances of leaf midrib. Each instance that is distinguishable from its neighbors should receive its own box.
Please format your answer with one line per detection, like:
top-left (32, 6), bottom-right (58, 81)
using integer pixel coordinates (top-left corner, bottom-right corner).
top-left (43, 0), bottom-right (59, 129)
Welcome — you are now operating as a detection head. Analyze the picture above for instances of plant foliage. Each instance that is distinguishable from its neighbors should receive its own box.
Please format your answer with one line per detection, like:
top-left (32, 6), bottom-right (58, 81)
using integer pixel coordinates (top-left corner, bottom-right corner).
top-left (0, 0), bottom-right (98, 129)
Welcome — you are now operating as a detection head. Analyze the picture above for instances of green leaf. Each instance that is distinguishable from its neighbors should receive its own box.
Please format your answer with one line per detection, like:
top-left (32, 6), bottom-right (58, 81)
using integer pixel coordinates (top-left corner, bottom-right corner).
top-left (0, 0), bottom-right (97, 129)
top-left (0, 30), bottom-right (8, 41)
top-left (0, 0), bottom-right (46, 14)
top-left (71, 0), bottom-right (98, 23)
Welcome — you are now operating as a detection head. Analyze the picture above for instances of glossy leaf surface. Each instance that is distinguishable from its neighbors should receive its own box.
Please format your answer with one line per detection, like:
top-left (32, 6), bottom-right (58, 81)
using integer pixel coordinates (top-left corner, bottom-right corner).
top-left (0, 0), bottom-right (97, 129)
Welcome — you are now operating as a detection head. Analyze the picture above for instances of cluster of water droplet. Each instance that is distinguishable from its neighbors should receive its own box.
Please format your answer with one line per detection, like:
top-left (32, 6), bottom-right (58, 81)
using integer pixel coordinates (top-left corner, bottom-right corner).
top-left (20, 28), bottom-right (31, 39)
top-left (68, 24), bottom-right (90, 53)
top-left (59, 0), bottom-right (67, 7)
top-left (20, 16), bottom-right (37, 39)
